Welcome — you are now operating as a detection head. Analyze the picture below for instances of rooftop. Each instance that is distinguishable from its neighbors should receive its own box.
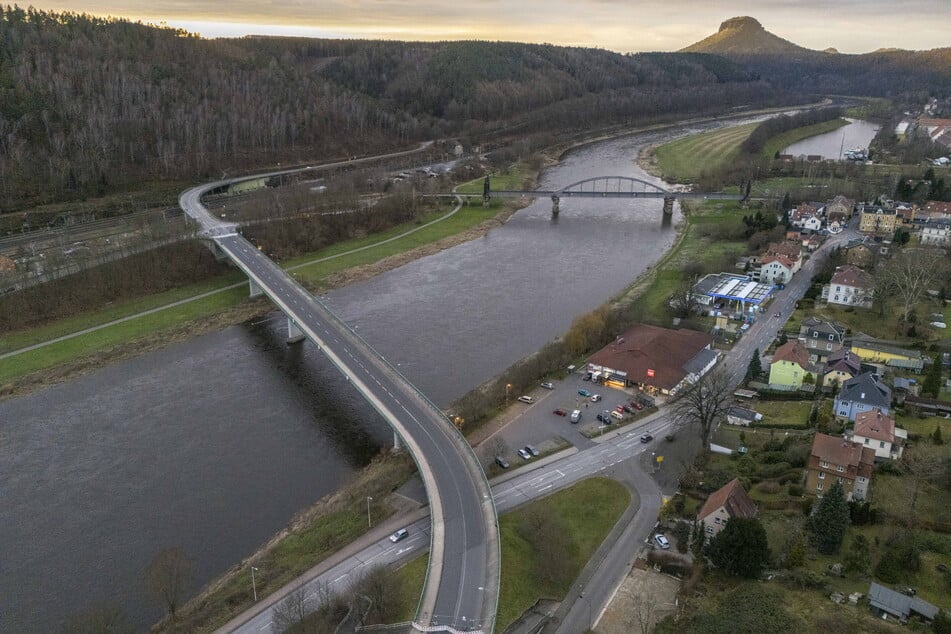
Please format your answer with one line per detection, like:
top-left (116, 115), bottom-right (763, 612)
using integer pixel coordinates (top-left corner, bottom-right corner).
top-left (830, 264), bottom-right (874, 289)
top-left (810, 433), bottom-right (875, 476)
top-left (698, 478), bottom-right (758, 523)
top-left (853, 409), bottom-right (895, 443)
top-left (772, 340), bottom-right (811, 369)
top-left (701, 273), bottom-right (774, 305)
top-left (838, 372), bottom-right (892, 410)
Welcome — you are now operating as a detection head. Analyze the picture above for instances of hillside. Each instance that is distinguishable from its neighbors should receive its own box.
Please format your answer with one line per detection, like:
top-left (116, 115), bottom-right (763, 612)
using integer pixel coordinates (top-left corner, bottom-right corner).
top-left (0, 7), bottom-right (795, 212)
top-left (682, 16), bottom-right (811, 56)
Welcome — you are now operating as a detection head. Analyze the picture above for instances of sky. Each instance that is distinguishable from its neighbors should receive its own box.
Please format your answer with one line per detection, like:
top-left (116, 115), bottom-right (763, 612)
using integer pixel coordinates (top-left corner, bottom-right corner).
top-left (44, 1), bottom-right (950, 54)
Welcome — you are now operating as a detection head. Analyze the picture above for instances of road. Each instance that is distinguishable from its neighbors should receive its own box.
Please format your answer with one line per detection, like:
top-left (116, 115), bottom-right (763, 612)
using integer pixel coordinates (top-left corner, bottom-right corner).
top-left (179, 149), bottom-right (500, 633)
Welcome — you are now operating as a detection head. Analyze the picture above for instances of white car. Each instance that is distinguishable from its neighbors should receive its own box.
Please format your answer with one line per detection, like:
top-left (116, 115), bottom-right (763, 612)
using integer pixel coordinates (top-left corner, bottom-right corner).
top-left (590, 394), bottom-right (602, 402)
top-left (654, 534), bottom-right (670, 550)
top-left (569, 410), bottom-right (582, 423)
top-left (389, 528), bottom-right (409, 543)
top-left (517, 395), bottom-right (535, 404)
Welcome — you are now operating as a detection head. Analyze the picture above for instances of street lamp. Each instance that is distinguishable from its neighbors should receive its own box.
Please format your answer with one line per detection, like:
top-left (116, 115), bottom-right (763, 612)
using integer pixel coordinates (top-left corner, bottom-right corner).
top-left (251, 566), bottom-right (259, 602)
top-left (367, 496), bottom-right (373, 528)
top-left (505, 383), bottom-right (512, 406)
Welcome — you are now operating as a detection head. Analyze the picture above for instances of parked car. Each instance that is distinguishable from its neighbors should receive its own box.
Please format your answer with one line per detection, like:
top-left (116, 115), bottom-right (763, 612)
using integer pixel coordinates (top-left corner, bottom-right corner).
top-left (570, 410), bottom-right (582, 423)
top-left (597, 412), bottom-right (610, 423)
top-left (582, 373), bottom-right (592, 382)
top-left (494, 456), bottom-right (510, 469)
top-left (540, 381), bottom-right (555, 390)
top-left (553, 408), bottom-right (568, 417)
top-left (578, 389), bottom-right (591, 397)
top-left (640, 433), bottom-right (653, 443)
top-left (517, 448), bottom-right (532, 460)
top-left (590, 394), bottom-right (602, 402)
top-left (525, 445), bottom-right (540, 457)
top-left (610, 410), bottom-right (624, 421)
top-left (517, 395), bottom-right (535, 404)
top-left (622, 404), bottom-right (634, 414)
top-left (615, 405), bottom-right (625, 413)
top-left (630, 400), bottom-right (644, 410)
top-left (389, 528), bottom-right (409, 543)
top-left (654, 534), bottom-right (670, 550)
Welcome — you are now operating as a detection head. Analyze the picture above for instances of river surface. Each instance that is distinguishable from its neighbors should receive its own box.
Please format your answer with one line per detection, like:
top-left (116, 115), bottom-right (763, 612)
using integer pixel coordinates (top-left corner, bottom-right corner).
top-left (782, 118), bottom-right (880, 159)
top-left (0, 115), bottom-right (767, 632)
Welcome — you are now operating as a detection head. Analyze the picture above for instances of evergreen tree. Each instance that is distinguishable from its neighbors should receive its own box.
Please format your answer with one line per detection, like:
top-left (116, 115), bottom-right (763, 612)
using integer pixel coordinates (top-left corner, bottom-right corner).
top-left (808, 480), bottom-right (850, 554)
top-left (706, 517), bottom-right (770, 578)
top-left (778, 331), bottom-right (788, 346)
top-left (692, 521), bottom-right (707, 560)
top-left (785, 532), bottom-right (806, 569)
top-left (746, 348), bottom-right (763, 382)
top-left (844, 533), bottom-right (871, 574)
top-left (924, 353), bottom-right (943, 398)
top-left (934, 424), bottom-right (944, 446)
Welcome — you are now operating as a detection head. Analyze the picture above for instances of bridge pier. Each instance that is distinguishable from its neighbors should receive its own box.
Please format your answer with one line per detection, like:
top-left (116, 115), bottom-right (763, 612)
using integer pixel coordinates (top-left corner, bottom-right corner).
top-left (249, 278), bottom-right (264, 298)
top-left (551, 195), bottom-right (560, 217)
top-left (662, 196), bottom-right (675, 222)
top-left (286, 316), bottom-right (305, 344)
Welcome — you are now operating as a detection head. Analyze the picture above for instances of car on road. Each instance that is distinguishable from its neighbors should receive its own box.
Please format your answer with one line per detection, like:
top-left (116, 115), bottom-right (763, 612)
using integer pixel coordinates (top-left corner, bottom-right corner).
top-left (517, 395), bottom-right (535, 404)
top-left (517, 447), bottom-right (532, 460)
top-left (570, 410), bottom-right (582, 423)
top-left (578, 389), bottom-right (591, 397)
top-left (494, 456), bottom-right (510, 469)
top-left (640, 433), bottom-right (653, 443)
top-left (590, 394), bottom-right (602, 402)
top-left (390, 528), bottom-right (409, 543)
top-left (774, 312), bottom-right (782, 318)
top-left (553, 408), bottom-right (568, 417)
top-left (525, 445), bottom-right (540, 457)
top-left (540, 382), bottom-right (555, 390)
top-left (739, 323), bottom-right (750, 332)
top-left (654, 534), bottom-right (670, 550)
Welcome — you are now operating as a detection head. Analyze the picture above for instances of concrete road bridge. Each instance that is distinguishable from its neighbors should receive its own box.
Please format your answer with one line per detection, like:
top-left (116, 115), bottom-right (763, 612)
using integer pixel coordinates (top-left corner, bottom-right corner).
top-left (452, 175), bottom-right (748, 219)
top-left (179, 162), bottom-right (500, 633)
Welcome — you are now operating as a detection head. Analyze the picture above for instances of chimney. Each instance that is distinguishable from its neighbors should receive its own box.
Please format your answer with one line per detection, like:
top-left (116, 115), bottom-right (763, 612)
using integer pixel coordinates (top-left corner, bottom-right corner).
top-left (861, 392), bottom-right (866, 399)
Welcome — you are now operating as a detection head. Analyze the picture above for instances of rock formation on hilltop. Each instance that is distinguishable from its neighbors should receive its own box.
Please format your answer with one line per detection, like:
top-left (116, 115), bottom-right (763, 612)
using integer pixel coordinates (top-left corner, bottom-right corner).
top-left (682, 16), bottom-right (813, 56)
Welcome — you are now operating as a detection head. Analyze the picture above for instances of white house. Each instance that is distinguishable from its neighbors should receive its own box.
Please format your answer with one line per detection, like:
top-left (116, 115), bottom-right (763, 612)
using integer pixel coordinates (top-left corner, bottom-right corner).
top-left (822, 265), bottom-right (874, 308)
top-left (757, 255), bottom-right (795, 285)
top-left (790, 203), bottom-right (823, 232)
top-left (697, 478), bottom-right (758, 538)
top-left (847, 409), bottom-right (906, 461)
top-left (919, 220), bottom-right (951, 246)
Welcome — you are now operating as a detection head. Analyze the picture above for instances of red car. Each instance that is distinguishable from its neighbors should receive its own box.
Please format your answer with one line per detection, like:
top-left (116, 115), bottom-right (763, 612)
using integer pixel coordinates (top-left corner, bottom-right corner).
top-left (615, 405), bottom-right (625, 414)
top-left (630, 401), bottom-right (644, 410)
top-left (553, 408), bottom-right (568, 416)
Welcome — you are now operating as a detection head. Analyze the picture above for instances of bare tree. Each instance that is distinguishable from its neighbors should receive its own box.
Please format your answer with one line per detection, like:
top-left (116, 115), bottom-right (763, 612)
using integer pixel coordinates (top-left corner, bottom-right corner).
top-left (271, 582), bottom-right (310, 633)
top-left (901, 445), bottom-right (948, 529)
top-left (879, 247), bottom-right (947, 323)
top-left (668, 278), bottom-right (699, 319)
top-left (625, 598), bottom-right (657, 634)
top-left (671, 367), bottom-right (733, 445)
top-left (143, 547), bottom-right (192, 620)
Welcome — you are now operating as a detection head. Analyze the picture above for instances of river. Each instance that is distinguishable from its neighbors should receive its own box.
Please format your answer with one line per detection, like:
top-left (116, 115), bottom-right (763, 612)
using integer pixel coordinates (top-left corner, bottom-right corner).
top-left (782, 118), bottom-right (880, 160)
top-left (0, 116), bottom-right (764, 632)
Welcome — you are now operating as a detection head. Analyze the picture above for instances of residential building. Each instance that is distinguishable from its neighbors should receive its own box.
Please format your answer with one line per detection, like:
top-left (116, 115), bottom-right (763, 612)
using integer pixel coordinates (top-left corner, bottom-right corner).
top-left (768, 340), bottom-right (813, 390)
top-left (850, 340), bottom-right (924, 371)
top-left (834, 372), bottom-right (892, 421)
top-left (824, 195), bottom-right (854, 224)
top-left (798, 317), bottom-right (845, 363)
top-left (790, 203), bottom-right (822, 232)
top-left (762, 241), bottom-right (803, 272)
top-left (895, 203), bottom-right (918, 225)
top-left (697, 478), bottom-right (758, 538)
top-left (917, 218), bottom-right (951, 246)
top-left (822, 348), bottom-right (863, 389)
top-left (726, 406), bottom-right (762, 426)
top-left (822, 265), bottom-right (873, 308)
top-left (923, 201), bottom-right (951, 220)
top-left (806, 433), bottom-right (875, 500)
top-left (847, 409), bottom-right (906, 461)
top-left (587, 324), bottom-right (717, 396)
top-left (756, 255), bottom-right (795, 285)
top-left (859, 206), bottom-right (898, 235)
top-left (841, 239), bottom-right (876, 268)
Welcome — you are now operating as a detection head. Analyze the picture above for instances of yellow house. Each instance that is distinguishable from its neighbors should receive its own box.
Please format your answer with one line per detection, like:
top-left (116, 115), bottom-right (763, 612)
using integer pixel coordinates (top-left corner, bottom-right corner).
top-left (849, 341), bottom-right (923, 371)
top-left (859, 207), bottom-right (897, 235)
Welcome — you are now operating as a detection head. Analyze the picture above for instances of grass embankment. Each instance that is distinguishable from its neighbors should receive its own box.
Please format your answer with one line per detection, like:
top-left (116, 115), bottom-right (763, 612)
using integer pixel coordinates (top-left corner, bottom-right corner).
top-left (652, 123), bottom-right (757, 183)
top-left (0, 167), bottom-right (530, 387)
top-left (159, 453), bottom-right (417, 633)
top-left (391, 478), bottom-right (631, 630)
top-left (762, 118), bottom-right (850, 158)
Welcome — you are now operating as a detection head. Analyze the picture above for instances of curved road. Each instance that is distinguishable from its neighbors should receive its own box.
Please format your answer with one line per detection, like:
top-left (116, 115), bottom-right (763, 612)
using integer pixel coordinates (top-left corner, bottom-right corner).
top-left (179, 155), bottom-right (500, 633)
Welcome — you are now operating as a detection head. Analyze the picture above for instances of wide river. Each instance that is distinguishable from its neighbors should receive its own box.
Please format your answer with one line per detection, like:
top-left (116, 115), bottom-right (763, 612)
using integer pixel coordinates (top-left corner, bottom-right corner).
top-left (782, 118), bottom-right (880, 159)
top-left (0, 116), bottom-right (767, 631)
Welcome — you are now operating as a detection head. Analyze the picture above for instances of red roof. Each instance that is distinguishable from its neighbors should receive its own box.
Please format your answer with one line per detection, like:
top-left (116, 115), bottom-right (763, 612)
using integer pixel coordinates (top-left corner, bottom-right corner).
top-left (809, 433), bottom-right (875, 481)
top-left (760, 254), bottom-right (794, 270)
top-left (588, 324), bottom-right (713, 391)
top-left (771, 340), bottom-right (810, 370)
top-left (764, 241), bottom-right (801, 260)
top-left (830, 264), bottom-right (873, 289)
top-left (853, 409), bottom-right (895, 443)
top-left (698, 478), bottom-right (758, 523)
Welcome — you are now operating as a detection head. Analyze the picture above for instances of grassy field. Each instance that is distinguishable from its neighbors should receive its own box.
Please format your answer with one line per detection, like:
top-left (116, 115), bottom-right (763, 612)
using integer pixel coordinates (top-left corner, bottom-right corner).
top-left (391, 477), bottom-right (631, 630)
top-left (761, 118), bottom-right (850, 159)
top-left (653, 123), bottom-right (757, 183)
top-left (751, 400), bottom-right (814, 427)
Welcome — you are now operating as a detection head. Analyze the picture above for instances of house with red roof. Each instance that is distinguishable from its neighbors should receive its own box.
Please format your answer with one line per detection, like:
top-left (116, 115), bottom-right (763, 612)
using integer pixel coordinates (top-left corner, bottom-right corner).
top-left (697, 478), bottom-right (758, 538)
top-left (790, 203), bottom-right (822, 232)
top-left (847, 409), bottom-right (906, 461)
top-left (806, 433), bottom-right (875, 500)
top-left (768, 340), bottom-right (813, 390)
top-left (822, 265), bottom-right (874, 308)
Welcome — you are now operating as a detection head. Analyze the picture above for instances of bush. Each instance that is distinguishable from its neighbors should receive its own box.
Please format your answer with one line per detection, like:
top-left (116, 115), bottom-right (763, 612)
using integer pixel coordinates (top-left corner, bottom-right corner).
top-left (758, 480), bottom-right (782, 494)
top-left (783, 445), bottom-right (810, 468)
top-left (788, 484), bottom-right (804, 496)
top-left (875, 534), bottom-right (921, 583)
top-left (756, 462), bottom-right (793, 479)
top-left (673, 521), bottom-right (691, 554)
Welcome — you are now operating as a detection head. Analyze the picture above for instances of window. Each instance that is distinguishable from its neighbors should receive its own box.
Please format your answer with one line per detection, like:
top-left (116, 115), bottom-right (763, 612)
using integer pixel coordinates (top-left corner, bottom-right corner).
top-left (829, 334), bottom-right (835, 341)
top-left (836, 285), bottom-right (841, 292)
top-left (827, 343), bottom-right (833, 350)
top-left (813, 331), bottom-right (819, 338)
top-left (818, 472), bottom-right (826, 479)
top-left (820, 460), bottom-right (830, 468)
top-left (880, 441), bottom-right (886, 448)
top-left (837, 465), bottom-right (844, 472)
top-left (864, 438), bottom-right (869, 445)
top-left (706, 525), bottom-right (714, 534)
top-left (834, 295), bottom-right (840, 301)
top-left (817, 482), bottom-right (824, 491)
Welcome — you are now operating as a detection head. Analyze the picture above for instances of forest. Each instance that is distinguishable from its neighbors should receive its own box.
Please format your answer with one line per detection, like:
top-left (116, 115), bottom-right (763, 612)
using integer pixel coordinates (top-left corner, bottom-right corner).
top-left (0, 7), bottom-right (796, 211)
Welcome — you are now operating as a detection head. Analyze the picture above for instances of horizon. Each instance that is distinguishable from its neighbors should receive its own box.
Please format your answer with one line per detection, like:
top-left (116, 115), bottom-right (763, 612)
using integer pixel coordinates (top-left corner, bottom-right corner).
top-left (38, 2), bottom-right (951, 54)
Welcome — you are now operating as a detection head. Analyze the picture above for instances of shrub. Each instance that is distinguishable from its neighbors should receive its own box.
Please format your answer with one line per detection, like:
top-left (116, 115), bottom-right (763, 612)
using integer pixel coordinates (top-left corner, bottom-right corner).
top-left (788, 484), bottom-right (804, 497)
top-left (783, 445), bottom-right (810, 468)
top-left (875, 534), bottom-right (920, 583)
top-left (758, 480), bottom-right (782, 494)
top-left (757, 462), bottom-right (793, 479)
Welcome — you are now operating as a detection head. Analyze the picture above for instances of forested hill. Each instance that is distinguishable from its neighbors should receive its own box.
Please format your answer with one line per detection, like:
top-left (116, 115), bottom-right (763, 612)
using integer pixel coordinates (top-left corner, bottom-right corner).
top-left (0, 7), bottom-right (790, 210)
